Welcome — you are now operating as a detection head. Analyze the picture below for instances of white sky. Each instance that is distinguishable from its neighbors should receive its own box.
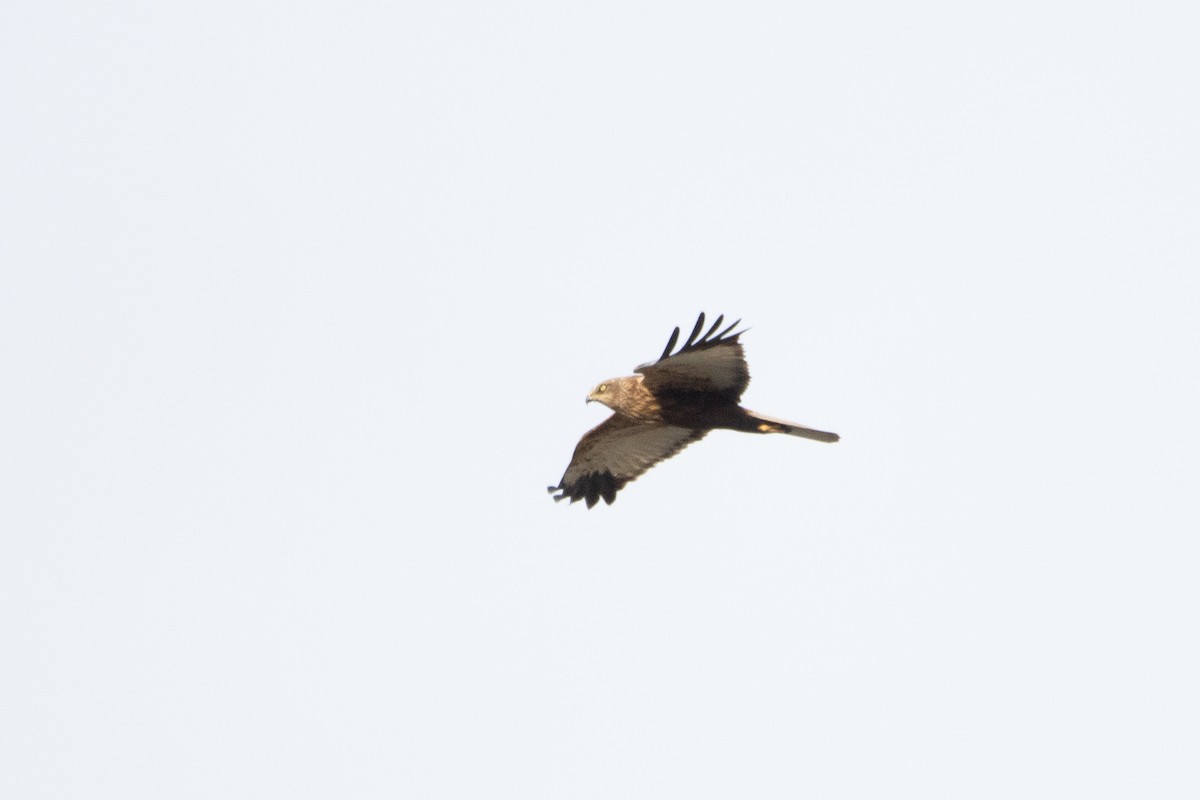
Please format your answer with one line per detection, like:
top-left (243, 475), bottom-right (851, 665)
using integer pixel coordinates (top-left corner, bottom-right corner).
top-left (3, 2), bottom-right (1198, 797)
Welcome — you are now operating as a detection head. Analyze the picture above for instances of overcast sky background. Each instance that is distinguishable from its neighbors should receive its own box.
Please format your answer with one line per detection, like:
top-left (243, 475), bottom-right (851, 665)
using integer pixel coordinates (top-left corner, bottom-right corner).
top-left (3, 2), bottom-right (1198, 797)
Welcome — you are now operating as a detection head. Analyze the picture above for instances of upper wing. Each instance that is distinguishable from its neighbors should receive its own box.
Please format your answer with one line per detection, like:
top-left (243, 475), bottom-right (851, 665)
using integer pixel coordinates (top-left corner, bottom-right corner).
top-left (548, 415), bottom-right (708, 508)
top-left (635, 312), bottom-right (750, 399)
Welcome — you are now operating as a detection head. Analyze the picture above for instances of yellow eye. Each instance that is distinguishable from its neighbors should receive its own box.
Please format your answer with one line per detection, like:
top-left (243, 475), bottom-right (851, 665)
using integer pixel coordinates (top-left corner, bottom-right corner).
top-left (598, 383), bottom-right (607, 393)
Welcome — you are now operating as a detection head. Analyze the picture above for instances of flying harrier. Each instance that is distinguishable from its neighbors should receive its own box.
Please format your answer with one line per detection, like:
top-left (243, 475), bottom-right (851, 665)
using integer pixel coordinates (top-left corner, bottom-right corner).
top-left (548, 313), bottom-right (838, 507)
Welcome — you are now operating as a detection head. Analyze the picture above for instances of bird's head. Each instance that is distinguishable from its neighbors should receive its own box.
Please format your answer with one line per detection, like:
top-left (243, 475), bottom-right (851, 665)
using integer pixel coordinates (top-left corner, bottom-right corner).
top-left (587, 379), bottom-right (623, 410)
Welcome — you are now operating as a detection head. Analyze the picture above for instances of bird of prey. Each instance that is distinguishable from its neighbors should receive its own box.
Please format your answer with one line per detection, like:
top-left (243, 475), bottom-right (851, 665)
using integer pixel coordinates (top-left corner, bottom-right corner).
top-left (548, 313), bottom-right (839, 508)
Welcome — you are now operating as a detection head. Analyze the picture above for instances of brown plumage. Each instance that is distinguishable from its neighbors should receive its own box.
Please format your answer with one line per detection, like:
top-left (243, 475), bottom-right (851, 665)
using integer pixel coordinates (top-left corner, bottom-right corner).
top-left (548, 313), bottom-right (839, 508)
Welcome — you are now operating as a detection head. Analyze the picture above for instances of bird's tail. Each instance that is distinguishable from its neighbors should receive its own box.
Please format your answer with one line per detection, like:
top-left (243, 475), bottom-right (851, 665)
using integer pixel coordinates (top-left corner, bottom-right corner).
top-left (742, 410), bottom-right (840, 443)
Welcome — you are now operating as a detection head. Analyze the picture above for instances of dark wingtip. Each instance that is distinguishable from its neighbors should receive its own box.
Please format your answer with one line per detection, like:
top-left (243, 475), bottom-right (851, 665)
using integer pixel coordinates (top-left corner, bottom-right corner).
top-left (653, 313), bottom-right (743, 363)
top-left (683, 312), bottom-right (706, 349)
top-left (701, 314), bottom-right (724, 342)
top-left (660, 326), bottom-right (681, 360)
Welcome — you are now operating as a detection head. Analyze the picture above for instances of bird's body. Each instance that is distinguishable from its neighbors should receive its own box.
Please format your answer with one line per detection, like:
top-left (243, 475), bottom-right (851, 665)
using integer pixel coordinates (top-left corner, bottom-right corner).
top-left (548, 313), bottom-right (838, 508)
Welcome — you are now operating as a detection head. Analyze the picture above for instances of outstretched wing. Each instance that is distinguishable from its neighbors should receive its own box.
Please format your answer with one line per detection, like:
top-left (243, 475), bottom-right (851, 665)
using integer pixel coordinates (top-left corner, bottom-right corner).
top-left (547, 415), bottom-right (708, 508)
top-left (635, 312), bottom-right (750, 399)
